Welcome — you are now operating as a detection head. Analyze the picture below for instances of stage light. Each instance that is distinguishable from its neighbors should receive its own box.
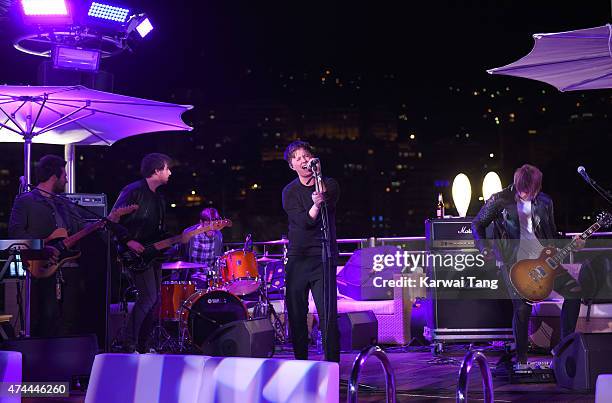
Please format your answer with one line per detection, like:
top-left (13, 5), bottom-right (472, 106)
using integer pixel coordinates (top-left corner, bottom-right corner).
top-left (482, 171), bottom-right (502, 201)
top-left (452, 173), bottom-right (472, 217)
top-left (126, 13), bottom-right (153, 38)
top-left (21, 0), bottom-right (68, 16)
top-left (53, 46), bottom-right (101, 72)
top-left (21, 0), bottom-right (72, 25)
top-left (87, 2), bottom-right (131, 24)
top-left (135, 17), bottom-right (153, 38)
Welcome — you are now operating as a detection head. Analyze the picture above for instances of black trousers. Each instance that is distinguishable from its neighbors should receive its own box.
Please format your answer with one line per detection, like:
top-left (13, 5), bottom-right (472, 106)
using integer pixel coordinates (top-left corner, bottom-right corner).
top-left (285, 255), bottom-right (340, 362)
top-left (30, 267), bottom-right (81, 337)
top-left (501, 265), bottom-right (581, 363)
top-left (126, 264), bottom-right (161, 351)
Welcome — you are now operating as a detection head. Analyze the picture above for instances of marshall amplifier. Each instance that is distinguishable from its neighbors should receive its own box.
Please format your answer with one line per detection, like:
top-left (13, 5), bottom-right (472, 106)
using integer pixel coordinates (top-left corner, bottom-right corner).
top-left (62, 193), bottom-right (107, 221)
top-left (425, 218), bottom-right (475, 250)
top-left (423, 217), bottom-right (514, 345)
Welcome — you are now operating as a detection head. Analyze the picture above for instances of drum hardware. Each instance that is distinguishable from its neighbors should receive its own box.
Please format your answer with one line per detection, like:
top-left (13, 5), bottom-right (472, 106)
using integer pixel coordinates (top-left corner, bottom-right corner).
top-left (252, 260), bottom-right (287, 344)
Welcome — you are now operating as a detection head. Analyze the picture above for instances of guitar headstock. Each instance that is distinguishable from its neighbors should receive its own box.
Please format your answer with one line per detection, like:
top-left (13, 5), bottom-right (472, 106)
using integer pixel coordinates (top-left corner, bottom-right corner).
top-left (597, 211), bottom-right (612, 228)
top-left (108, 204), bottom-right (139, 222)
top-left (208, 218), bottom-right (232, 230)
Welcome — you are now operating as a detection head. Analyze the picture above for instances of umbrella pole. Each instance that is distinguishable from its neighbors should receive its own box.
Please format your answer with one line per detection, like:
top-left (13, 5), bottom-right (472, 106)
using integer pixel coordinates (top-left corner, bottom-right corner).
top-left (23, 107), bottom-right (33, 337)
top-left (23, 136), bottom-right (32, 191)
top-left (64, 144), bottom-right (76, 193)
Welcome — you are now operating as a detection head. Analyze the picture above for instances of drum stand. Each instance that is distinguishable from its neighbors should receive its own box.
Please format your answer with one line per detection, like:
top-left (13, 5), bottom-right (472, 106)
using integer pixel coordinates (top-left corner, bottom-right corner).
top-left (147, 272), bottom-right (180, 353)
top-left (253, 262), bottom-right (287, 344)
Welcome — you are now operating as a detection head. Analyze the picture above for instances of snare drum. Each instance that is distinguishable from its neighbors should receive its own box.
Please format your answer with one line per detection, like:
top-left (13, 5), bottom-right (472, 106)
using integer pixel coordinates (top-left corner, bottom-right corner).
top-left (220, 250), bottom-right (260, 295)
top-left (179, 289), bottom-right (247, 346)
top-left (190, 268), bottom-right (222, 290)
top-left (160, 281), bottom-right (196, 321)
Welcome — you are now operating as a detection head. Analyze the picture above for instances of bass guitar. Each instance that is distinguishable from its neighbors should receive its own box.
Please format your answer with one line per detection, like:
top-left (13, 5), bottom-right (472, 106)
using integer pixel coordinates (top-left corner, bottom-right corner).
top-left (509, 211), bottom-right (612, 303)
top-left (28, 204), bottom-right (139, 278)
top-left (119, 218), bottom-right (232, 272)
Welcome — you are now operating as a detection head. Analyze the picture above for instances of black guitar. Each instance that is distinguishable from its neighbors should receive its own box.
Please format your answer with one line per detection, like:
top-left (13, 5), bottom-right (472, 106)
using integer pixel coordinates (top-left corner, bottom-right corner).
top-left (119, 219), bottom-right (232, 272)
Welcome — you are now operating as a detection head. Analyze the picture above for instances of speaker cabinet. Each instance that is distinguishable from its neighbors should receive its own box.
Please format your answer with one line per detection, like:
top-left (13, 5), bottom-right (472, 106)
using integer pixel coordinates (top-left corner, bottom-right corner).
top-left (553, 332), bottom-right (612, 391)
top-left (1, 334), bottom-right (98, 386)
top-left (337, 246), bottom-right (401, 301)
top-left (201, 319), bottom-right (274, 358)
top-left (338, 310), bottom-right (378, 351)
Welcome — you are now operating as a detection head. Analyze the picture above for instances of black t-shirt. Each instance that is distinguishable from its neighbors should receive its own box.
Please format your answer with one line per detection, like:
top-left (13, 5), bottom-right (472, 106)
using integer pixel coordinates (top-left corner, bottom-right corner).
top-left (282, 177), bottom-right (339, 257)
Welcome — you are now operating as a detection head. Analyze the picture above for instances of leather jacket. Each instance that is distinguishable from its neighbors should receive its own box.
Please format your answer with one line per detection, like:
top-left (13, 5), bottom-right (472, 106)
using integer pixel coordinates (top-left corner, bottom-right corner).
top-left (471, 185), bottom-right (561, 265)
top-left (113, 179), bottom-right (167, 244)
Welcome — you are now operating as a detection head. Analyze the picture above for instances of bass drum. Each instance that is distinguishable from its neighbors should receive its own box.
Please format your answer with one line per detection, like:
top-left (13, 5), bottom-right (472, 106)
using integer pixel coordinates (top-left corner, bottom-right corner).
top-left (179, 289), bottom-right (247, 346)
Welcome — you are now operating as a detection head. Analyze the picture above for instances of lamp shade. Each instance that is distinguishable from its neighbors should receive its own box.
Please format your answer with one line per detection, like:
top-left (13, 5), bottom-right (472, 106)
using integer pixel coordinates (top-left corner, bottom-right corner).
top-left (452, 173), bottom-right (472, 217)
top-left (482, 171), bottom-right (503, 201)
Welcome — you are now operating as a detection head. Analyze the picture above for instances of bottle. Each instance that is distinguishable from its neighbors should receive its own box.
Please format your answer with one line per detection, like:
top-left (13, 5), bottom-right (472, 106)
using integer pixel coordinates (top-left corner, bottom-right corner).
top-left (436, 193), bottom-right (445, 219)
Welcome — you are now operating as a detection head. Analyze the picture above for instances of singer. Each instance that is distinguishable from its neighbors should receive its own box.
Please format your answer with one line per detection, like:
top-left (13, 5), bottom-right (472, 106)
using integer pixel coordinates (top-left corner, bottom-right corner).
top-left (282, 140), bottom-right (340, 362)
top-left (471, 164), bottom-right (584, 369)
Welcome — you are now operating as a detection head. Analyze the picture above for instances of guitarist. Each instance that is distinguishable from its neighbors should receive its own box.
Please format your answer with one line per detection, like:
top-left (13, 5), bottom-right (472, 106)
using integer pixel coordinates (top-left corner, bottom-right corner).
top-left (112, 153), bottom-right (172, 353)
top-left (9, 155), bottom-right (84, 337)
top-left (472, 164), bottom-right (584, 369)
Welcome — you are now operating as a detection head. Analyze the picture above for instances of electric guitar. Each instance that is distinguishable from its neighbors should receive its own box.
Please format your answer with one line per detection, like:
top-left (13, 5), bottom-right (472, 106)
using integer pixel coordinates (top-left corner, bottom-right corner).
top-left (119, 218), bottom-right (233, 272)
top-left (28, 204), bottom-right (139, 278)
top-left (509, 211), bottom-right (612, 303)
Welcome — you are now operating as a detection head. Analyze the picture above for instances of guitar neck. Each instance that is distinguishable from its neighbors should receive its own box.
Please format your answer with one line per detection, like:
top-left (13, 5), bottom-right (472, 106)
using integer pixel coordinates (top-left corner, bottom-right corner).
top-left (152, 234), bottom-right (183, 251)
top-left (63, 220), bottom-right (106, 248)
top-left (150, 225), bottom-right (214, 251)
top-left (550, 221), bottom-right (601, 265)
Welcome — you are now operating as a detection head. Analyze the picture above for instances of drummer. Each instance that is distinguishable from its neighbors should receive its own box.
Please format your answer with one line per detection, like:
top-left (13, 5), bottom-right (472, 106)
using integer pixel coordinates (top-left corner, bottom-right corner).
top-left (168, 207), bottom-right (224, 281)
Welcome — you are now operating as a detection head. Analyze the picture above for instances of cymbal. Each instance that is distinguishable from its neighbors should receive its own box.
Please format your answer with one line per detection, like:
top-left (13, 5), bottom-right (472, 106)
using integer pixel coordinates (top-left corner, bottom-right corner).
top-left (265, 239), bottom-right (289, 245)
top-left (161, 261), bottom-right (206, 270)
top-left (257, 256), bottom-right (281, 263)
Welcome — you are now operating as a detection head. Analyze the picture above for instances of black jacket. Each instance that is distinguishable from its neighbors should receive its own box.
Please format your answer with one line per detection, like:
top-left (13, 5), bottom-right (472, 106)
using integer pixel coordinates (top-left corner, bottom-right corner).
top-left (113, 179), bottom-right (167, 244)
top-left (471, 185), bottom-right (561, 265)
top-left (8, 190), bottom-right (82, 239)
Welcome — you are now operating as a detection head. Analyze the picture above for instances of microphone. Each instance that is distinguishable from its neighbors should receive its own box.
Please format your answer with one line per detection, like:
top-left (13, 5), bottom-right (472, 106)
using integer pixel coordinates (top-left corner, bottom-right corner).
top-left (243, 233), bottom-right (252, 252)
top-left (577, 166), bottom-right (591, 182)
top-left (307, 158), bottom-right (320, 170)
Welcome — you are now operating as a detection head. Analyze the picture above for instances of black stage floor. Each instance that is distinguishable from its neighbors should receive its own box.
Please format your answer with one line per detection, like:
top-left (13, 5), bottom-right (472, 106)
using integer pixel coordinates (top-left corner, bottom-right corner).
top-left (23, 346), bottom-right (595, 403)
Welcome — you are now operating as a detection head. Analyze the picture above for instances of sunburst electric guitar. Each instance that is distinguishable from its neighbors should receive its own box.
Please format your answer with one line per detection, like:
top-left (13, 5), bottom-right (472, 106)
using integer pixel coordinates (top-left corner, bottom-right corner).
top-left (119, 218), bottom-right (233, 273)
top-left (509, 211), bottom-right (612, 303)
top-left (27, 204), bottom-right (139, 278)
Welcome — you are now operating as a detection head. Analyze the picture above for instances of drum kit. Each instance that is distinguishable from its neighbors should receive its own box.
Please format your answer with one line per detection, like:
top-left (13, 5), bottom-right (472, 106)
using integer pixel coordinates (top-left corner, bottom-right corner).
top-left (153, 248), bottom-right (286, 353)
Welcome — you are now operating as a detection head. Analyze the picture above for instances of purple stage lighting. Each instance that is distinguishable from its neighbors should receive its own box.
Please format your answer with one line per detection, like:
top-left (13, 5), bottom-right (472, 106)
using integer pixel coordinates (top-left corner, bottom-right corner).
top-left (88, 2), bottom-right (130, 24)
top-left (135, 17), bottom-right (153, 38)
top-left (21, 0), bottom-right (68, 16)
top-left (53, 46), bottom-right (101, 72)
top-left (21, 0), bottom-right (72, 25)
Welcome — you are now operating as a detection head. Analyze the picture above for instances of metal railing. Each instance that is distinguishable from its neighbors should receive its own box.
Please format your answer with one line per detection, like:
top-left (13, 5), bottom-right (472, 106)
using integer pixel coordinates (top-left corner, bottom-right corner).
top-left (347, 345), bottom-right (396, 403)
top-left (225, 233), bottom-right (612, 263)
top-left (456, 350), bottom-right (494, 403)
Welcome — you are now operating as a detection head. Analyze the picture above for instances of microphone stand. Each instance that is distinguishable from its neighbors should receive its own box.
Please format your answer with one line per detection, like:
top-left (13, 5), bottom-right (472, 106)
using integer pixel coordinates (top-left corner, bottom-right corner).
top-left (580, 173), bottom-right (612, 206)
top-left (310, 161), bottom-right (333, 358)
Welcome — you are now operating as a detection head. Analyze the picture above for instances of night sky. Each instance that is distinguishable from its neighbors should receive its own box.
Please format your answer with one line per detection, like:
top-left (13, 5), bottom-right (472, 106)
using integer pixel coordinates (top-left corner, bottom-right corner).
top-left (0, 1), bottom-right (610, 240)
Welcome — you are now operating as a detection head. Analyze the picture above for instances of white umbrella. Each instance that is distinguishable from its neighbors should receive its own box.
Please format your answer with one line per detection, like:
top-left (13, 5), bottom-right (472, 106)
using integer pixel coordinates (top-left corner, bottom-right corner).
top-left (0, 85), bottom-right (193, 185)
top-left (487, 24), bottom-right (612, 92)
